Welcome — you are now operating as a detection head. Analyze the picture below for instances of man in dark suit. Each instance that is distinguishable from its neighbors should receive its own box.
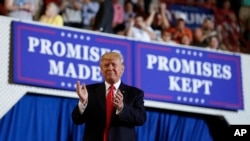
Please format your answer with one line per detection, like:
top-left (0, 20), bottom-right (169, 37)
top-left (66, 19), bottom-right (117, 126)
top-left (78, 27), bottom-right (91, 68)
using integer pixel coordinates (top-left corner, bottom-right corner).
top-left (72, 52), bottom-right (147, 141)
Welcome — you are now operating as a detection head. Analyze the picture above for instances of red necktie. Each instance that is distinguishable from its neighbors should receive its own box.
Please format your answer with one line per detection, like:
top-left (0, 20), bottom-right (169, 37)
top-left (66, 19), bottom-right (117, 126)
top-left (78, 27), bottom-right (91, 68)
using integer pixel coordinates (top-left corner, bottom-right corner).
top-left (103, 84), bottom-right (114, 141)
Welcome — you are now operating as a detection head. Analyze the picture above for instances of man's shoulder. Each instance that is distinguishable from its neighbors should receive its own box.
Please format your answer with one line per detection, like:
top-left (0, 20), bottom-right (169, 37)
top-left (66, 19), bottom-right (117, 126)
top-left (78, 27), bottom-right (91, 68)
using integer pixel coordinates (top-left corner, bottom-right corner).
top-left (122, 83), bottom-right (144, 93)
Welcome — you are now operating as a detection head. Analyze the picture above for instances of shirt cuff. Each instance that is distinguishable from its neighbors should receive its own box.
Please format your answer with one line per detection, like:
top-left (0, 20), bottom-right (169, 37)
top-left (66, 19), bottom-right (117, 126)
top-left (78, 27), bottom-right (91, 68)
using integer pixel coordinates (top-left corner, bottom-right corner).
top-left (78, 101), bottom-right (87, 114)
top-left (116, 107), bottom-right (123, 115)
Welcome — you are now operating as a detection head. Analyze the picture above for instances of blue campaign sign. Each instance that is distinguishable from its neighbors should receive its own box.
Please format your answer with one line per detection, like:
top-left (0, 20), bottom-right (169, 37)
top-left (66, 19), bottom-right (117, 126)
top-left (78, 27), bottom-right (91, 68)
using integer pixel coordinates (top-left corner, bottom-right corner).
top-left (12, 21), bottom-right (132, 91)
top-left (11, 21), bottom-right (244, 111)
top-left (168, 4), bottom-right (214, 29)
top-left (134, 42), bottom-right (243, 110)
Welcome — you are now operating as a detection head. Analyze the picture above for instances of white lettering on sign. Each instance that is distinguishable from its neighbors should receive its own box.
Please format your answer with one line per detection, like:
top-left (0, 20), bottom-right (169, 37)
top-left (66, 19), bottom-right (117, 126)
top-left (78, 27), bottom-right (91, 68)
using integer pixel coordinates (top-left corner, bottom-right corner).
top-left (27, 36), bottom-right (120, 62)
top-left (48, 60), bottom-right (102, 81)
top-left (169, 76), bottom-right (212, 95)
top-left (27, 36), bottom-right (120, 81)
top-left (146, 54), bottom-right (232, 80)
top-left (171, 10), bottom-right (214, 25)
top-left (146, 53), bottom-right (232, 94)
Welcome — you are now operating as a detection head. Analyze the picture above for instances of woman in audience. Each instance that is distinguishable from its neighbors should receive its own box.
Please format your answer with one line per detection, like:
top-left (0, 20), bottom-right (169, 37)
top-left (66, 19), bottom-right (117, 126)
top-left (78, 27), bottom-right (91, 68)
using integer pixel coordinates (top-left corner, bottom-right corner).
top-left (112, 0), bottom-right (124, 29)
top-left (207, 36), bottom-right (220, 50)
top-left (123, 0), bottom-right (137, 27)
top-left (39, 2), bottom-right (63, 26)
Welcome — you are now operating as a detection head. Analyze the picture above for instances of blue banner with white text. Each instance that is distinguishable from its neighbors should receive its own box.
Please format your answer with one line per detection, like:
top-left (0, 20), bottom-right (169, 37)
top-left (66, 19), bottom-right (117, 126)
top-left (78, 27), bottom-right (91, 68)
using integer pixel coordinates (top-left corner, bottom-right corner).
top-left (134, 42), bottom-right (243, 110)
top-left (12, 21), bottom-right (243, 110)
top-left (12, 21), bottom-right (133, 91)
top-left (168, 4), bottom-right (214, 29)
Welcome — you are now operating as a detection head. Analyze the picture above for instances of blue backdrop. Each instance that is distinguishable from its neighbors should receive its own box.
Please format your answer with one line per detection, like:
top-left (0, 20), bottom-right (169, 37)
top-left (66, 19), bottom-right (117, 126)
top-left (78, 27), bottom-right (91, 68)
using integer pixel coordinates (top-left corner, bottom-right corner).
top-left (0, 93), bottom-right (222, 141)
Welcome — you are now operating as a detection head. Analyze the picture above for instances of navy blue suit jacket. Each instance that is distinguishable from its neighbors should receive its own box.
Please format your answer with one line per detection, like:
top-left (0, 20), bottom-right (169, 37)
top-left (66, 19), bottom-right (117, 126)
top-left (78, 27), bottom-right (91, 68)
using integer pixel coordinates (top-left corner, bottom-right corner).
top-left (72, 82), bottom-right (147, 141)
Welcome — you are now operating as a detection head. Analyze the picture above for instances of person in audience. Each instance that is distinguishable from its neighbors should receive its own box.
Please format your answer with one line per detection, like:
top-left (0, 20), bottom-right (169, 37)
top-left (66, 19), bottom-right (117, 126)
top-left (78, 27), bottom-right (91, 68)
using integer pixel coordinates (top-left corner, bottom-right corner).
top-left (168, 12), bottom-right (193, 45)
top-left (60, 0), bottom-right (83, 28)
top-left (159, 29), bottom-right (177, 45)
top-left (207, 36), bottom-right (220, 50)
top-left (181, 35), bottom-right (192, 46)
top-left (81, 0), bottom-right (100, 30)
top-left (145, 2), bottom-right (170, 41)
top-left (214, 0), bottom-right (235, 25)
top-left (39, 2), bottom-right (63, 26)
top-left (200, 17), bottom-right (218, 46)
top-left (126, 14), bottom-right (157, 41)
top-left (192, 27), bottom-right (207, 47)
top-left (133, 0), bottom-right (146, 15)
top-left (4, 0), bottom-right (35, 21)
top-left (112, 0), bottom-right (124, 29)
top-left (123, 0), bottom-right (137, 27)
top-left (238, 0), bottom-right (250, 42)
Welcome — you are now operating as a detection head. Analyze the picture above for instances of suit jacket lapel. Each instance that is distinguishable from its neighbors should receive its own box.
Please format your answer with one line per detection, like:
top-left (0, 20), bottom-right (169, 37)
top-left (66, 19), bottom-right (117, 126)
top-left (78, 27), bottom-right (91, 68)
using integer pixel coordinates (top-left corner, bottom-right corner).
top-left (118, 82), bottom-right (127, 101)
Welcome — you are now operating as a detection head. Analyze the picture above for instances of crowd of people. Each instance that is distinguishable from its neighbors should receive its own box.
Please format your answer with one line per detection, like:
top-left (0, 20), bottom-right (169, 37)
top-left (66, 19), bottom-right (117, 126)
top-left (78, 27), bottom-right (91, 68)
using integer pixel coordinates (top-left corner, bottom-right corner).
top-left (0, 0), bottom-right (249, 53)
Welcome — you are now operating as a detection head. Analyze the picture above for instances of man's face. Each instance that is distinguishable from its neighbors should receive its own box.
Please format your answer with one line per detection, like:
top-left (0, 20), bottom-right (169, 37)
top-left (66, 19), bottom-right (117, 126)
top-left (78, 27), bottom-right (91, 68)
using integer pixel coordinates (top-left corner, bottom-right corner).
top-left (100, 58), bottom-right (124, 84)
